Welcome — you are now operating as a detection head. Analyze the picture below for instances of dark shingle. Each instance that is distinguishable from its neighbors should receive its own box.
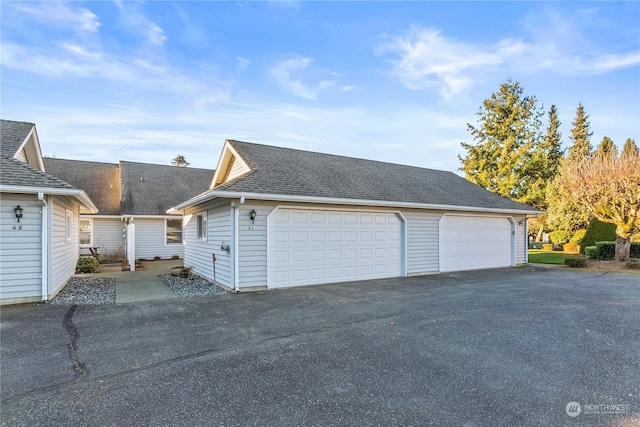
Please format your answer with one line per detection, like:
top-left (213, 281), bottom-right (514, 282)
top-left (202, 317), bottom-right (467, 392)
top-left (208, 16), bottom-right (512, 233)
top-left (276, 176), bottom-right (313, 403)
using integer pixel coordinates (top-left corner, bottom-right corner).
top-left (44, 158), bottom-right (121, 215)
top-left (1, 156), bottom-right (78, 190)
top-left (1, 119), bottom-right (35, 158)
top-left (119, 162), bottom-right (214, 215)
top-left (219, 140), bottom-right (538, 212)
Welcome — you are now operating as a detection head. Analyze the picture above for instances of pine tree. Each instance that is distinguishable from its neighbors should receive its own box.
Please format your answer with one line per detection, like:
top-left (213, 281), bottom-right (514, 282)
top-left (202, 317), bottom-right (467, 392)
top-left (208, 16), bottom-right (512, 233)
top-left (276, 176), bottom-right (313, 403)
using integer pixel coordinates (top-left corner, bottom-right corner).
top-left (594, 136), bottom-right (617, 159)
top-left (171, 154), bottom-right (190, 167)
top-left (567, 103), bottom-right (593, 161)
top-left (621, 138), bottom-right (639, 159)
top-left (459, 79), bottom-right (545, 207)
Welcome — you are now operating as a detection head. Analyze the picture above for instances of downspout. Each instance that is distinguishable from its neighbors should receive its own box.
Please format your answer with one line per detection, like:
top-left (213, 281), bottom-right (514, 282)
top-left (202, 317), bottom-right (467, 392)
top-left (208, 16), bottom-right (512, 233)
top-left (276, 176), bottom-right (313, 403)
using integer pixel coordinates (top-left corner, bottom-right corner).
top-left (232, 196), bottom-right (245, 292)
top-left (38, 192), bottom-right (48, 302)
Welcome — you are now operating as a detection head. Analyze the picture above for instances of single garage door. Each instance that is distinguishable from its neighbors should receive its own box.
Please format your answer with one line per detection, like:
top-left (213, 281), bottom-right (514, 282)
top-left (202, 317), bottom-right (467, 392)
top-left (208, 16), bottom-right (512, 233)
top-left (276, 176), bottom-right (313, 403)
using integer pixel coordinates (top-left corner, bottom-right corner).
top-left (268, 209), bottom-right (403, 289)
top-left (439, 215), bottom-right (513, 272)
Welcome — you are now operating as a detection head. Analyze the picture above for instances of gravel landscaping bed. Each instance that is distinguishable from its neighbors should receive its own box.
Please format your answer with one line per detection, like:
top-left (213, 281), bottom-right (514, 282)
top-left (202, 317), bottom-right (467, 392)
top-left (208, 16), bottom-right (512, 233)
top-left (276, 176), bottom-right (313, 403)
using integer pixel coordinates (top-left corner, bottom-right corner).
top-left (50, 277), bottom-right (116, 305)
top-left (160, 274), bottom-right (227, 297)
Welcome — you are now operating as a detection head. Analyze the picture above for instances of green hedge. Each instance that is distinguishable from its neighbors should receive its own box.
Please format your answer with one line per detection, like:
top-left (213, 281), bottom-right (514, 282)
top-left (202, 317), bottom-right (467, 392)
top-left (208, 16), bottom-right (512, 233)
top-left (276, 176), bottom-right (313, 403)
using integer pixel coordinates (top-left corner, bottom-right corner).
top-left (579, 220), bottom-right (616, 254)
top-left (76, 257), bottom-right (99, 273)
top-left (593, 242), bottom-right (640, 260)
top-left (584, 246), bottom-right (598, 259)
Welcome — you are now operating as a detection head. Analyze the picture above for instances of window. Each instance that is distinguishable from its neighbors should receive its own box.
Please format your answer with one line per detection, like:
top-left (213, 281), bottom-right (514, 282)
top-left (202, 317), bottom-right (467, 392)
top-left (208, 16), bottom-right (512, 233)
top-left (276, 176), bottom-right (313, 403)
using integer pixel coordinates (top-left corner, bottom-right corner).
top-left (79, 218), bottom-right (92, 246)
top-left (65, 210), bottom-right (73, 242)
top-left (166, 218), bottom-right (183, 245)
top-left (196, 213), bottom-right (207, 241)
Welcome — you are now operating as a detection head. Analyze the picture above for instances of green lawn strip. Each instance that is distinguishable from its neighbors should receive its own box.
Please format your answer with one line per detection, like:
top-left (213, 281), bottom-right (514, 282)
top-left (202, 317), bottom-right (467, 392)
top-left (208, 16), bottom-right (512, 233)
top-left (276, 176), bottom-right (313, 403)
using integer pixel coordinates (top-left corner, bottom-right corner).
top-left (527, 250), bottom-right (567, 265)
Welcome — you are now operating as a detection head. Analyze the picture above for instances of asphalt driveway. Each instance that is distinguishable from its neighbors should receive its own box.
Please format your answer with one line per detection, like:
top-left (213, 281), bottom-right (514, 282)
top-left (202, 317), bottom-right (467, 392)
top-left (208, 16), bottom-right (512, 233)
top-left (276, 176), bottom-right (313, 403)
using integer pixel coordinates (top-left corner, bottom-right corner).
top-left (1, 266), bottom-right (639, 426)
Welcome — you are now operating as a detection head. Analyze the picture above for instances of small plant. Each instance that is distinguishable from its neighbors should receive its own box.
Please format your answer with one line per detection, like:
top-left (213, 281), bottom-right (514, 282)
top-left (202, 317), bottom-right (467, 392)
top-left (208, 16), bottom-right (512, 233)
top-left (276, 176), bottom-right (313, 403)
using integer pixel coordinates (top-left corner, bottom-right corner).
top-left (76, 257), bottom-right (99, 273)
top-left (154, 256), bottom-right (162, 261)
top-left (171, 255), bottom-right (180, 260)
top-left (584, 246), bottom-right (598, 259)
top-left (178, 266), bottom-right (192, 278)
top-left (564, 255), bottom-right (587, 268)
top-left (626, 258), bottom-right (640, 269)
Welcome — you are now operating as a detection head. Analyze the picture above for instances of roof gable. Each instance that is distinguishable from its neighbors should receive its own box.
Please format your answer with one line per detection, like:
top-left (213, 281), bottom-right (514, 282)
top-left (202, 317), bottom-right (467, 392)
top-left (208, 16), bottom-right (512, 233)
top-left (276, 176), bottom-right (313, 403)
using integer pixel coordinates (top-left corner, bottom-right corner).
top-left (210, 141), bottom-right (251, 188)
top-left (0, 119), bottom-right (44, 170)
top-left (204, 140), bottom-right (539, 213)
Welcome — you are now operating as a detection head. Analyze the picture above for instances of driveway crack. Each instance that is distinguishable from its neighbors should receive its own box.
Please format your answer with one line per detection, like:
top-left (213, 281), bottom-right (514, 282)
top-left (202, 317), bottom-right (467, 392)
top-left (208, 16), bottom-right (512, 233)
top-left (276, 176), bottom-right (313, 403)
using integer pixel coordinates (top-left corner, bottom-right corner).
top-left (62, 304), bottom-right (88, 379)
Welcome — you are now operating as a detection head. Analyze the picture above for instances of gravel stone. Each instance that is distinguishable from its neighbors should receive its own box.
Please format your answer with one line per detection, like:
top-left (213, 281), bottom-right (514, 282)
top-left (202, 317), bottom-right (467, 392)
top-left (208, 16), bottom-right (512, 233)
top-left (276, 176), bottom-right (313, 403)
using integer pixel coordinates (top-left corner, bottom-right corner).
top-left (50, 277), bottom-right (116, 305)
top-left (160, 274), bottom-right (227, 298)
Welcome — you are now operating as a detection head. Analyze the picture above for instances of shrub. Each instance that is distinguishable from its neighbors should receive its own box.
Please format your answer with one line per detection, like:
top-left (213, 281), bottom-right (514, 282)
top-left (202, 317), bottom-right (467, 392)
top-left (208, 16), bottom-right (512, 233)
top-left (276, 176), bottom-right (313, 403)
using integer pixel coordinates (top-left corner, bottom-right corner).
top-left (626, 258), bottom-right (640, 269)
top-left (584, 246), bottom-right (598, 259)
top-left (549, 230), bottom-right (572, 244)
top-left (172, 266), bottom-right (192, 278)
top-left (571, 229), bottom-right (587, 243)
top-left (171, 255), bottom-right (180, 260)
top-left (595, 242), bottom-right (615, 260)
top-left (542, 244), bottom-right (553, 251)
top-left (76, 257), bottom-right (99, 273)
top-left (154, 256), bottom-right (162, 261)
top-left (564, 255), bottom-right (587, 268)
top-left (579, 220), bottom-right (616, 254)
top-left (632, 243), bottom-right (640, 259)
top-left (562, 242), bottom-right (580, 253)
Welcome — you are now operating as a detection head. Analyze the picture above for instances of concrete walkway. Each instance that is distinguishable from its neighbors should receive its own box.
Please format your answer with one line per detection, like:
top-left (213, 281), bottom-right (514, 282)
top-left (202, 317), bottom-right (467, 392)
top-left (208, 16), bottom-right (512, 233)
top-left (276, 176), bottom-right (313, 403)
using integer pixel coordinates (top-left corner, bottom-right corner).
top-left (89, 259), bottom-right (183, 303)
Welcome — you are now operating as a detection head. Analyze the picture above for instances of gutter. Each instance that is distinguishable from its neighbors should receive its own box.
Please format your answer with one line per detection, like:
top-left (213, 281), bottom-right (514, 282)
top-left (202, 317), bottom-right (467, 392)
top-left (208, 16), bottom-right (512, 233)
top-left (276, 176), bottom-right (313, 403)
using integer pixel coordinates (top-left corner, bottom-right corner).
top-left (38, 192), bottom-right (48, 302)
top-left (168, 190), bottom-right (542, 216)
top-left (0, 185), bottom-right (98, 214)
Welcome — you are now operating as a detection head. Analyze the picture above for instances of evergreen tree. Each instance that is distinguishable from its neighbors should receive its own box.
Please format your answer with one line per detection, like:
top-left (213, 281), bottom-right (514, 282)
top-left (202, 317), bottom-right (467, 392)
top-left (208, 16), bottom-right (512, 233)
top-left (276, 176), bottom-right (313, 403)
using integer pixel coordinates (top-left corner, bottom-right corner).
top-left (621, 138), bottom-right (639, 159)
top-left (171, 154), bottom-right (190, 167)
top-left (459, 79), bottom-right (546, 207)
top-left (567, 103), bottom-right (593, 161)
top-left (594, 136), bottom-right (617, 159)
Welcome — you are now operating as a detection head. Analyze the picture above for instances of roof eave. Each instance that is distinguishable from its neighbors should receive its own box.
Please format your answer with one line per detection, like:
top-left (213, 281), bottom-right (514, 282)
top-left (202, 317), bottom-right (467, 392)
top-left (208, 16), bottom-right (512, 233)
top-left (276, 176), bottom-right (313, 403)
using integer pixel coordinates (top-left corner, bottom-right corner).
top-left (0, 185), bottom-right (99, 214)
top-left (168, 190), bottom-right (541, 215)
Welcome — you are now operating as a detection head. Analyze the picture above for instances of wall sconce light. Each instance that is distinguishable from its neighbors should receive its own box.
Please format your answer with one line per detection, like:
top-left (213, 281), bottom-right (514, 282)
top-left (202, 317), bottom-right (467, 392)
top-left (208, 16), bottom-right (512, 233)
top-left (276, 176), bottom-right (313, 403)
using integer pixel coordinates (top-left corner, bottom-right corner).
top-left (518, 219), bottom-right (524, 226)
top-left (14, 205), bottom-right (24, 222)
top-left (249, 209), bottom-right (257, 223)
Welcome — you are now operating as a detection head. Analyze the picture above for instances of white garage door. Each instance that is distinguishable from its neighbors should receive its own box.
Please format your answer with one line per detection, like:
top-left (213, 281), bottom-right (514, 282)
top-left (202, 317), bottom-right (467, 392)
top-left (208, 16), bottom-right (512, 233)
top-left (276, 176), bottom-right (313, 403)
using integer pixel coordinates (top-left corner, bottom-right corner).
top-left (439, 215), bottom-right (513, 272)
top-left (268, 209), bottom-right (403, 289)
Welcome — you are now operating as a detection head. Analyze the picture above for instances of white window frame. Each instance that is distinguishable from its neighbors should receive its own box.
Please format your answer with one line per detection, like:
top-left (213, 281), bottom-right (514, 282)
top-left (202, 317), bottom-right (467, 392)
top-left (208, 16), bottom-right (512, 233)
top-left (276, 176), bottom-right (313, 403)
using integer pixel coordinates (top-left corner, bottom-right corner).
top-left (65, 209), bottom-right (74, 242)
top-left (165, 218), bottom-right (183, 246)
top-left (79, 218), bottom-right (93, 247)
top-left (196, 213), bottom-right (208, 241)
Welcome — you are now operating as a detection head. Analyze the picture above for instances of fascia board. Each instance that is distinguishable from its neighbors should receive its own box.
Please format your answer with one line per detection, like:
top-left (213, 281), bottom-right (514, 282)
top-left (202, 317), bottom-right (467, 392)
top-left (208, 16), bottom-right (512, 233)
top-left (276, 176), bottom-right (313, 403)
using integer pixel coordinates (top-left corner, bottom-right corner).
top-left (1, 185), bottom-right (98, 214)
top-left (169, 190), bottom-right (542, 216)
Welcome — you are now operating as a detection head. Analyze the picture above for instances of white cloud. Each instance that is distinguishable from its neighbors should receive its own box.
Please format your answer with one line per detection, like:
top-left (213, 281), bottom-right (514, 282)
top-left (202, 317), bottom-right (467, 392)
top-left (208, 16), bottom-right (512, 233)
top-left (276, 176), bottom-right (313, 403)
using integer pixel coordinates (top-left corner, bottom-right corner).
top-left (268, 55), bottom-right (336, 100)
top-left (237, 57), bottom-right (251, 72)
top-left (114, 3), bottom-right (167, 46)
top-left (6, 1), bottom-right (101, 32)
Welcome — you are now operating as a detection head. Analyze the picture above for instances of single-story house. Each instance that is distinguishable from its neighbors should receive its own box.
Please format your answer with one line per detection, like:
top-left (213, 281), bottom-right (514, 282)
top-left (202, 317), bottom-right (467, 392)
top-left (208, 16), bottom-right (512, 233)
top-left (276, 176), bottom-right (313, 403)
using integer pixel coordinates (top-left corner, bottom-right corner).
top-left (44, 158), bottom-right (214, 265)
top-left (169, 140), bottom-right (540, 292)
top-left (1, 120), bottom-right (98, 305)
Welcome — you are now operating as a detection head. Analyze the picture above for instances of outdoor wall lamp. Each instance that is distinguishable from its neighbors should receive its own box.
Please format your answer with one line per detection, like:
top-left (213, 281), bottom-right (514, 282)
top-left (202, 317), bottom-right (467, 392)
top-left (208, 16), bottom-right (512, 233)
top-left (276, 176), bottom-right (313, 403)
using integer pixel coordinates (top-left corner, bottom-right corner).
top-left (14, 205), bottom-right (24, 222)
top-left (249, 209), bottom-right (257, 223)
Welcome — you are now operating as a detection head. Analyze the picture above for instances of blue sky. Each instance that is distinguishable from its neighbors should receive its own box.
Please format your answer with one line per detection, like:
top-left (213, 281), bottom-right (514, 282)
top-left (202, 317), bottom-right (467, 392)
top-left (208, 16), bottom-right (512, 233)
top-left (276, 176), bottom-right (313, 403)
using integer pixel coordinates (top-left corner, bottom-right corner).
top-left (2, 1), bottom-right (639, 173)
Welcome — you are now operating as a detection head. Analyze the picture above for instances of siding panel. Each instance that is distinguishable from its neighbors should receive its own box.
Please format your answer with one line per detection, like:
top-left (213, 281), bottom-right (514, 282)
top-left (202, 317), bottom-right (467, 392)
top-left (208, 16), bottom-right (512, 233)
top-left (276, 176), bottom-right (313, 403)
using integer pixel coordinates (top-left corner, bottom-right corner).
top-left (238, 204), bottom-right (271, 287)
top-left (133, 218), bottom-right (184, 259)
top-left (92, 217), bottom-right (125, 259)
top-left (50, 197), bottom-right (79, 296)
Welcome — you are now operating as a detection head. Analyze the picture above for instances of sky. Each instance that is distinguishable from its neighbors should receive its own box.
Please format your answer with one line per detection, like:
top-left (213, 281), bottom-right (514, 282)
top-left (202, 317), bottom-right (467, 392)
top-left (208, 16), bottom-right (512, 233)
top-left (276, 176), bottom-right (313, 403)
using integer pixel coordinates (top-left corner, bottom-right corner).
top-left (1, 1), bottom-right (639, 173)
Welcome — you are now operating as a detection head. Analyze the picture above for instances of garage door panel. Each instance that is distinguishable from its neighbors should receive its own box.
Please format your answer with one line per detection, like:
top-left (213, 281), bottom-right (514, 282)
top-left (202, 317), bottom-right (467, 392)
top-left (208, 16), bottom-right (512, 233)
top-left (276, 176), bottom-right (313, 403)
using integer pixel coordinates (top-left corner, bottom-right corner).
top-left (440, 215), bottom-right (512, 272)
top-left (269, 209), bottom-right (403, 288)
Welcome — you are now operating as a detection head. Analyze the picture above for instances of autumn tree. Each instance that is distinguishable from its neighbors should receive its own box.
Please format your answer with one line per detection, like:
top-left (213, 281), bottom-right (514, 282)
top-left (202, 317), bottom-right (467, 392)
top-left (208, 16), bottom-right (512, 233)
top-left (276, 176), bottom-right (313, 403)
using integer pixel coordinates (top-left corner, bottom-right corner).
top-left (460, 79), bottom-right (553, 208)
top-left (171, 154), bottom-right (190, 167)
top-left (560, 151), bottom-right (640, 261)
top-left (621, 138), bottom-right (639, 159)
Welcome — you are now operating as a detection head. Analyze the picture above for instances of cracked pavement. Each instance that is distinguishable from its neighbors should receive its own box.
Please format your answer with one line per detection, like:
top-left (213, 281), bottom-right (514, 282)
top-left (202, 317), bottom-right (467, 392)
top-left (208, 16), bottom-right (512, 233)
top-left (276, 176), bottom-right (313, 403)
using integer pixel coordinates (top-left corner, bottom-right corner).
top-left (1, 267), bottom-right (639, 426)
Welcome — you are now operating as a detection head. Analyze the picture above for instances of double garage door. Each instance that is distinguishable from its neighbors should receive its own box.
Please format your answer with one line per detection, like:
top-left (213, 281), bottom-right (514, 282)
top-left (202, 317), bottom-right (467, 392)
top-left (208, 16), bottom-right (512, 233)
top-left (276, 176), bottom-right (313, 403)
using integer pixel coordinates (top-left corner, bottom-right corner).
top-left (268, 209), bottom-right (403, 289)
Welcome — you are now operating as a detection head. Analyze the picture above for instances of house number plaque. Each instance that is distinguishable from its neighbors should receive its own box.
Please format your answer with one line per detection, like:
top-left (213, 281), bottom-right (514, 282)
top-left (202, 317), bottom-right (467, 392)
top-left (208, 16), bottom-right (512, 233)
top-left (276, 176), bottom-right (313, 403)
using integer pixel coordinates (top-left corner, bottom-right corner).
top-left (12, 225), bottom-right (23, 230)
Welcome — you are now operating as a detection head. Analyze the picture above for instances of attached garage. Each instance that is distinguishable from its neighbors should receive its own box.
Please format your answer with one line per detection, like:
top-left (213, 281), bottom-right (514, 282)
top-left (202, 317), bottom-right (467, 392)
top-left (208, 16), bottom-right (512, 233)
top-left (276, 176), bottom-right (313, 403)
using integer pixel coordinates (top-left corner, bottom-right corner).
top-left (268, 208), bottom-right (403, 288)
top-left (439, 215), bottom-right (514, 272)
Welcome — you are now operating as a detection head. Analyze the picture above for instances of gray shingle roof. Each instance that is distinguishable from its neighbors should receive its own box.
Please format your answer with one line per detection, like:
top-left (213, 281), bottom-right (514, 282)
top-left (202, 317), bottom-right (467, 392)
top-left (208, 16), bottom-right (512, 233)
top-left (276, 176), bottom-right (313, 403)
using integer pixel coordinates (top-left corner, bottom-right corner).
top-left (1, 155), bottom-right (78, 190)
top-left (218, 140), bottom-right (539, 213)
top-left (44, 158), bottom-right (121, 215)
top-left (1, 119), bottom-right (34, 158)
top-left (119, 161), bottom-right (214, 216)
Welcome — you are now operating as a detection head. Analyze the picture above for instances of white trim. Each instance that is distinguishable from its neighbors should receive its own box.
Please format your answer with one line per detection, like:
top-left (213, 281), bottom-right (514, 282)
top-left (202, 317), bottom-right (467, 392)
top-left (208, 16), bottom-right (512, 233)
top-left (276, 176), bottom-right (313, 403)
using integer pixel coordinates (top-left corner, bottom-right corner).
top-left (168, 190), bottom-right (540, 216)
top-left (196, 212), bottom-right (208, 241)
top-left (14, 125), bottom-right (46, 171)
top-left (0, 185), bottom-right (98, 213)
top-left (65, 209), bottom-right (74, 242)
top-left (164, 217), bottom-right (184, 246)
top-left (210, 141), bottom-right (251, 189)
top-left (121, 214), bottom-right (182, 219)
top-left (40, 193), bottom-right (49, 301)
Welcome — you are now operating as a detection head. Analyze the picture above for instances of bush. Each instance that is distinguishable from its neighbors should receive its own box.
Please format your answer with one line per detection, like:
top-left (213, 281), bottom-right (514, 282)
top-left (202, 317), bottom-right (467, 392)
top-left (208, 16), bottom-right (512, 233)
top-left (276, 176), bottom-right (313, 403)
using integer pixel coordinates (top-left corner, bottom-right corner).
top-left (171, 255), bottom-right (180, 260)
top-left (549, 230), bottom-right (572, 244)
top-left (584, 246), bottom-right (598, 259)
top-left (579, 220), bottom-right (616, 254)
top-left (632, 243), bottom-right (640, 259)
top-left (626, 258), bottom-right (640, 269)
top-left (564, 255), bottom-right (587, 268)
top-left (562, 242), bottom-right (580, 253)
top-left (571, 229), bottom-right (587, 243)
top-left (595, 242), bottom-right (615, 260)
top-left (76, 257), bottom-right (99, 273)
top-left (542, 244), bottom-right (553, 251)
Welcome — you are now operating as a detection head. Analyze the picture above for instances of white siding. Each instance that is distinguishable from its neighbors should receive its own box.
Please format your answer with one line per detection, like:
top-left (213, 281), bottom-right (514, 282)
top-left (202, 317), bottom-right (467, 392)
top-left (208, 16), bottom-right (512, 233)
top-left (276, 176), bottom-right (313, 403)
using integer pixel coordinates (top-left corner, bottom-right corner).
top-left (133, 217), bottom-right (184, 259)
top-left (92, 217), bottom-right (126, 259)
top-left (50, 197), bottom-right (79, 296)
top-left (184, 204), bottom-right (232, 287)
top-left (403, 210), bottom-right (442, 275)
top-left (516, 216), bottom-right (526, 264)
top-left (0, 193), bottom-right (42, 302)
top-left (238, 203), bottom-right (272, 287)
top-left (228, 156), bottom-right (250, 181)
top-left (15, 150), bottom-right (27, 162)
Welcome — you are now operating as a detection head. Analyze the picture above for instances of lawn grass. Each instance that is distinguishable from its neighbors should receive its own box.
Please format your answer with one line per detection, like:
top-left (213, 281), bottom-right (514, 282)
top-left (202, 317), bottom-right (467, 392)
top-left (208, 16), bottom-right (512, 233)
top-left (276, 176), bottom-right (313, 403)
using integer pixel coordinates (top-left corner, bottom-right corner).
top-left (527, 250), bottom-right (567, 265)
